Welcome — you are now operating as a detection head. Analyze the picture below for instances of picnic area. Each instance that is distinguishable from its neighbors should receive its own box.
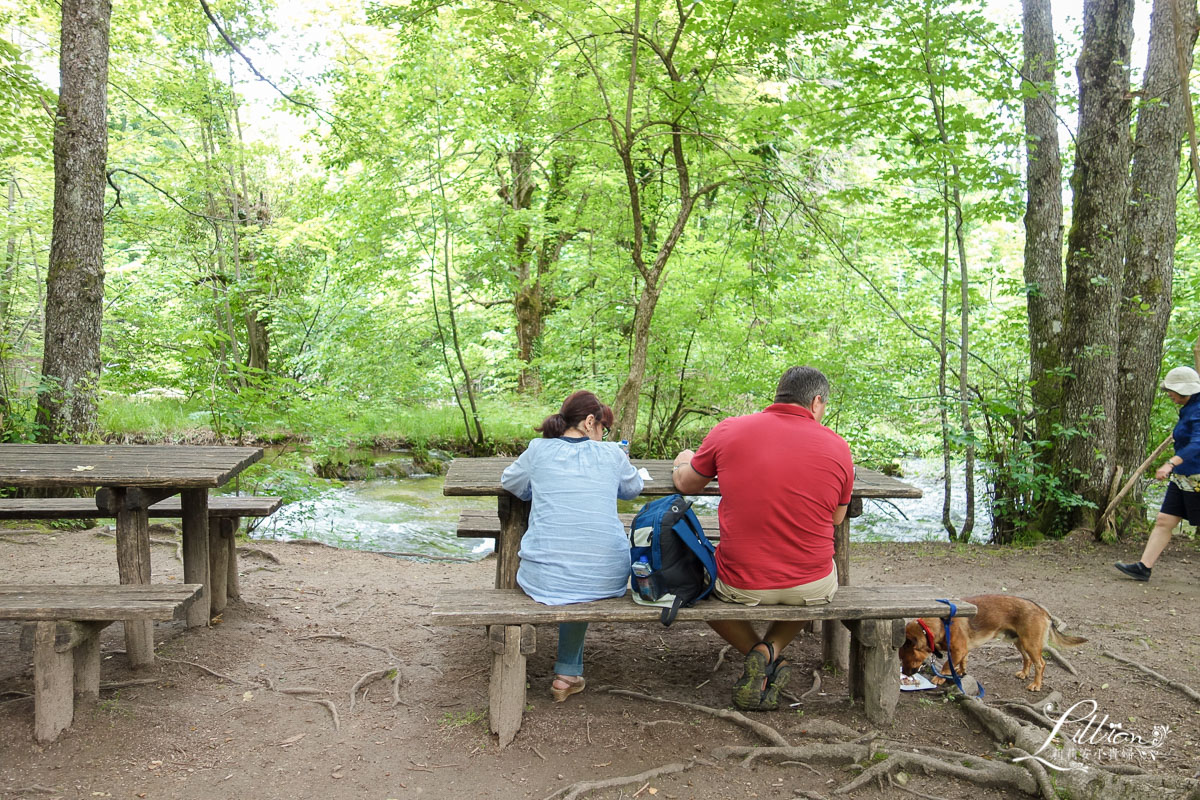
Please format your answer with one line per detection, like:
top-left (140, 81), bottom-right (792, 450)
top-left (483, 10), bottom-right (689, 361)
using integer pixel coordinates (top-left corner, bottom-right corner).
top-left (3, 524), bottom-right (1199, 800)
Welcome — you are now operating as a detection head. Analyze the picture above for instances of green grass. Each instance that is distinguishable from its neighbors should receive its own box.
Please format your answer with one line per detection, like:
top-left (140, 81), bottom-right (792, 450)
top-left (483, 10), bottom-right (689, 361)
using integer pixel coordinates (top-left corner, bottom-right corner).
top-left (98, 394), bottom-right (208, 439)
top-left (96, 391), bottom-right (553, 452)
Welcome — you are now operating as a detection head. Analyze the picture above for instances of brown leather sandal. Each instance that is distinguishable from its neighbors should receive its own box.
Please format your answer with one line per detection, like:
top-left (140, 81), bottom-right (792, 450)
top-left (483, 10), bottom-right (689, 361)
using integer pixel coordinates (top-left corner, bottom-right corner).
top-left (550, 675), bottom-right (586, 702)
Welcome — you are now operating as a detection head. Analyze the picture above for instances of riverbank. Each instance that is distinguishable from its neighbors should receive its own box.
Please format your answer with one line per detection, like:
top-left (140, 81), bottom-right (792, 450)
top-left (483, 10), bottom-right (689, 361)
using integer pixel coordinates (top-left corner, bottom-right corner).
top-left (3, 531), bottom-right (1198, 800)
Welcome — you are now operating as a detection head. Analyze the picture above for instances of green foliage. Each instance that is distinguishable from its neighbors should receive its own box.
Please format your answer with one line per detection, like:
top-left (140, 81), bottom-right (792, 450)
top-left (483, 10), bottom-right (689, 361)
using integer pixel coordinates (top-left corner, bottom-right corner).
top-left (0, 0), bottom-right (1184, 541)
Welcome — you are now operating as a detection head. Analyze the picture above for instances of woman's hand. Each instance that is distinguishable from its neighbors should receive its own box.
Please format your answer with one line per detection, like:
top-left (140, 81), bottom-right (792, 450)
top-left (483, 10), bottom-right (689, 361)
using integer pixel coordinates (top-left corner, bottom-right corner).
top-left (1156, 460), bottom-right (1176, 481)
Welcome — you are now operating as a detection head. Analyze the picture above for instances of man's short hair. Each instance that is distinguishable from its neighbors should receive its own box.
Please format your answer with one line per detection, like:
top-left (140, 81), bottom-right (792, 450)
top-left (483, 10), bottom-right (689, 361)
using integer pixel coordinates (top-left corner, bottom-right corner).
top-left (774, 366), bottom-right (830, 408)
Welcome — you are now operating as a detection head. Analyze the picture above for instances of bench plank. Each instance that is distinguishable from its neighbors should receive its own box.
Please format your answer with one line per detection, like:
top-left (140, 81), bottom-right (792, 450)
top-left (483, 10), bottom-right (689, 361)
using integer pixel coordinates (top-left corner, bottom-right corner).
top-left (433, 586), bottom-right (976, 626)
top-left (0, 584), bottom-right (204, 621)
top-left (0, 495), bottom-right (282, 520)
top-left (456, 509), bottom-right (720, 539)
top-left (436, 586), bottom-right (974, 746)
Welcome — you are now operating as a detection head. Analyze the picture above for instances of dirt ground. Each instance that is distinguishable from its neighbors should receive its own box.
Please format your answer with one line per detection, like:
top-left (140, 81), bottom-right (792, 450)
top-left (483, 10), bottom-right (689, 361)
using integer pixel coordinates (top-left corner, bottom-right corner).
top-left (2, 526), bottom-right (1199, 800)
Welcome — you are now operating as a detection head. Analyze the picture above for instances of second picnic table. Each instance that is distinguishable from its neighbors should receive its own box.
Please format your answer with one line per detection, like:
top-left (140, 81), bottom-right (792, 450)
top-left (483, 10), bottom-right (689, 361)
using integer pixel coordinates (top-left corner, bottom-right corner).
top-left (0, 444), bottom-right (262, 666)
top-left (443, 456), bottom-right (922, 667)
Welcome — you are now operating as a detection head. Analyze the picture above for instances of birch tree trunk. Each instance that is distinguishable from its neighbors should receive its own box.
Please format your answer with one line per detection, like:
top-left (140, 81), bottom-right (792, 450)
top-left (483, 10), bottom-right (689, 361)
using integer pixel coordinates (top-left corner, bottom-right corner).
top-left (37, 0), bottom-right (111, 442)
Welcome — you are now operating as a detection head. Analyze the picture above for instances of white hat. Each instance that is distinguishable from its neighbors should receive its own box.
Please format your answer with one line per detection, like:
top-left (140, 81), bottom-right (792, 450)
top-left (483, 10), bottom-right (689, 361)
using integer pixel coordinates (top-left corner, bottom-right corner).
top-left (1161, 366), bottom-right (1200, 395)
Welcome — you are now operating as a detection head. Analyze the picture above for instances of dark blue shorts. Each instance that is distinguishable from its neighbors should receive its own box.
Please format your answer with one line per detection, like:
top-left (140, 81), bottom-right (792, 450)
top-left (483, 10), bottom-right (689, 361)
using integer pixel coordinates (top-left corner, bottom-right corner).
top-left (1160, 480), bottom-right (1200, 525)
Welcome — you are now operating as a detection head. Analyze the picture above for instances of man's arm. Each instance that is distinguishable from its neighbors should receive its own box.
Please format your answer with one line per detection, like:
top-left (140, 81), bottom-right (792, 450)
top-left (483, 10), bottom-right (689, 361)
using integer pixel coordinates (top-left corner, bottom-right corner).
top-left (833, 504), bottom-right (848, 525)
top-left (672, 448), bottom-right (713, 494)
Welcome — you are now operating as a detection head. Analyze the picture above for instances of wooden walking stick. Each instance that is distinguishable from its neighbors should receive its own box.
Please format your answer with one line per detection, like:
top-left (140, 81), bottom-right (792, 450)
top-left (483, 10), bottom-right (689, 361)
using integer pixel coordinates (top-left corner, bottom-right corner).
top-left (1094, 435), bottom-right (1174, 536)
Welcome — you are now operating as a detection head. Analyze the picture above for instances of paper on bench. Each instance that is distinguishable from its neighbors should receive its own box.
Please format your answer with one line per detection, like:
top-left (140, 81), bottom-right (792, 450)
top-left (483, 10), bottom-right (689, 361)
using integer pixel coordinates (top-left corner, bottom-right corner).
top-left (637, 467), bottom-right (652, 481)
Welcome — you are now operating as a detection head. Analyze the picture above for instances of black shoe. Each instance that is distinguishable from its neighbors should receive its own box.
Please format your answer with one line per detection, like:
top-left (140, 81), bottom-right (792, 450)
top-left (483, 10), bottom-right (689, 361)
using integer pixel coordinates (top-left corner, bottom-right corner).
top-left (1115, 561), bottom-right (1151, 581)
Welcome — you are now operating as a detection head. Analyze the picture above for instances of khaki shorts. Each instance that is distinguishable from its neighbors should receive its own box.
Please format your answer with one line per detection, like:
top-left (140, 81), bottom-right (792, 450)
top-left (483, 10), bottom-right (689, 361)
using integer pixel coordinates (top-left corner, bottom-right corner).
top-left (713, 563), bottom-right (838, 607)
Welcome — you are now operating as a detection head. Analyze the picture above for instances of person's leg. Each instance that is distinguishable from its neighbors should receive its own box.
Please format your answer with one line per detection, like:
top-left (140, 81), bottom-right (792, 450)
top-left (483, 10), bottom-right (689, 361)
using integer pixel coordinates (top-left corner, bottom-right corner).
top-left (706, 620), bottom-right (761, 655)
top-left (551, 622), bottom-right (588, 700)
top-left (1140, 512), bottom-right (1180, 568)
top-left (554, 621), bottom-right (588, 676)
top-left (762, 621), bottom-right (807, 656)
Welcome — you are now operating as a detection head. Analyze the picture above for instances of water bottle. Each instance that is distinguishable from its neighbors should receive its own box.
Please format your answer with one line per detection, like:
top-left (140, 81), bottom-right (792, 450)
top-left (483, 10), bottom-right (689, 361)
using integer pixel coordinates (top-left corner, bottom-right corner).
top-left (619, 439), bottom-right (631, 456)
top-left (631, 556), bottom-right (653, 598)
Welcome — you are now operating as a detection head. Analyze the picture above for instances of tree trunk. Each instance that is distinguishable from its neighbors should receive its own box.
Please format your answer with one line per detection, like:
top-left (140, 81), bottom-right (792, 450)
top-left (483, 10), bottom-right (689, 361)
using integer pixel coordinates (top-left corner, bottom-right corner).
top-left (1021, 0), bottom-right (1065, 451)
top-left (611, 274), bottom-right (662, 443)
top-left (1112, 0), bottom-right (1199, 536)
top-left (1, 176), bottom-right (17, 324)
top-left (504, 145), bottom-right (542, 395)
top-left (1060, 0), bottom-right (1135, 528)
top-left (37, 0), bottom-right (111, 443)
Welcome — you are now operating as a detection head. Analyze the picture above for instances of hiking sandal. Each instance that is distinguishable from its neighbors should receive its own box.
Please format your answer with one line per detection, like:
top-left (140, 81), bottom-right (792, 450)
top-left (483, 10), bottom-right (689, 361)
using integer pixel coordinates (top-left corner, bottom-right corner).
top-left (732, 641), bottom-right (774, 710)
top-left (758, 657), bottom-right (792, 711)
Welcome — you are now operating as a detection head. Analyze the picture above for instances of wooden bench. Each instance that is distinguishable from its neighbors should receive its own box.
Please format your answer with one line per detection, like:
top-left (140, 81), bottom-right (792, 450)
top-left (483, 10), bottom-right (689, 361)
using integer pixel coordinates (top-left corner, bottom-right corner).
top-left (0, 583), bottom-right (203, 742)
top-left (455, 509), bottom-right (720, 540)
top-left (0, 495), bottom-right (281, 615)
top-left (432, 586), bottom-right (976, 747)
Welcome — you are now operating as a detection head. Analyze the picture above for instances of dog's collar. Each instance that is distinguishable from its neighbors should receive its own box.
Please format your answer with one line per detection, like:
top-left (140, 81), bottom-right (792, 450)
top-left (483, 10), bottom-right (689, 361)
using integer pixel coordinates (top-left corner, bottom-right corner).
top-left (916, 618), bottom-right (942, 658)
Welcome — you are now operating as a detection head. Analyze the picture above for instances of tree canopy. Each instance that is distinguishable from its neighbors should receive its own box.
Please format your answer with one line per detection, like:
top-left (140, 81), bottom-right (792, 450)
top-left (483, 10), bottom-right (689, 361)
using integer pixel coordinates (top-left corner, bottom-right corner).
top-left (2, 0), bottom-right (1199, 540)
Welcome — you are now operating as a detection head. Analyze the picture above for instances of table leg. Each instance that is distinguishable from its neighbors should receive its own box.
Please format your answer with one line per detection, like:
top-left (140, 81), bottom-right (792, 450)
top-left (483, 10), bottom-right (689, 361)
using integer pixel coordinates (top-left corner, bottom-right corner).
top-left (113, 489), bottom-right (155, 666)
top-left (488, 624), bottom-right (535, 748)
top-left (822, 497), bottom-right (862, 672)
top-left (181, 489), bottom-right (211, 627)
top-left (846, 618), bottom-right (904, 725)
top-left (495, 495), bottom-right (530, 590)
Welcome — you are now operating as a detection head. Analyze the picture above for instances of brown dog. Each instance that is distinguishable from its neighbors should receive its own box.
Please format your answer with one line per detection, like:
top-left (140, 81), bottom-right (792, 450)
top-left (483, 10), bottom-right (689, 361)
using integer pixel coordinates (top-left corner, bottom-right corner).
top-left (899, 594), bottom-right (1087, 691)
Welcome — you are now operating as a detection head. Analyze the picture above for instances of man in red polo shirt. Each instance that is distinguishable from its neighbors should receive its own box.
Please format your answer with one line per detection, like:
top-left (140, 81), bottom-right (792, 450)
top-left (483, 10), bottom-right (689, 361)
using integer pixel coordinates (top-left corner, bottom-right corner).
top-left (672, 366), bottom-right (853, 710)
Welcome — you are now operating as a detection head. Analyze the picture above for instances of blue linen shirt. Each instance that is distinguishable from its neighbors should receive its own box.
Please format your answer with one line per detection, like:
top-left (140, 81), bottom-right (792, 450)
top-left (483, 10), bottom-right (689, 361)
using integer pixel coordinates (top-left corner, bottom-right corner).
top-left (1173, 394), bottom-right (1200, 474)
top-left (500, 437), bottom-right (643, 605)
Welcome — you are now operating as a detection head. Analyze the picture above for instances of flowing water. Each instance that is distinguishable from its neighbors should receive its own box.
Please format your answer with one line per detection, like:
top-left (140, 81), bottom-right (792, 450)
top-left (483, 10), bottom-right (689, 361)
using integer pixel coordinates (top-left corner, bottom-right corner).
top-left (252, 458), bottom-right (997, 559)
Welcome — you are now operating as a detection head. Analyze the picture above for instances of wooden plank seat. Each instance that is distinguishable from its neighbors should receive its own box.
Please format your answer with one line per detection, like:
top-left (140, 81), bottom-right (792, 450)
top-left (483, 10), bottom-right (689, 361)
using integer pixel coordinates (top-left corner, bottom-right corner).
top-left (456, 508), bottom-right (721, 540)
top-left (0, 495), bottom-right (281, 616)
top-left (0, 495), bottom-right (282, 519)
top-left (433, 586), bottom-right (976, 747)
top-left (0, 583), bottom-right (203, 742)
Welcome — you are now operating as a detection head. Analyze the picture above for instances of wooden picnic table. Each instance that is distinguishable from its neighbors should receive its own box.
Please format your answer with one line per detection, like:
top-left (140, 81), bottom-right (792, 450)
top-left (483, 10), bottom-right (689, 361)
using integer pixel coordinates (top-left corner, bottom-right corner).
top-left (0, 444), bottom-right (262, 666)
top-left (443, 456), bottom-right (922, 668)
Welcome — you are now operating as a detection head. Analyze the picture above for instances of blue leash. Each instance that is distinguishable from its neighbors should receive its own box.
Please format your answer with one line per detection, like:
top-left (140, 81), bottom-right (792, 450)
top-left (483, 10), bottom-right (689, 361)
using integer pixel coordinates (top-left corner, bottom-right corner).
top-left (930, 599), bottom-right (984, 698)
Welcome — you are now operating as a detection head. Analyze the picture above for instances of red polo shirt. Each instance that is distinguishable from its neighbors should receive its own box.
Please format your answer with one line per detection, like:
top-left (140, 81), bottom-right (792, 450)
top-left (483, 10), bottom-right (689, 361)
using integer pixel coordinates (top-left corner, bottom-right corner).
top-left (690, 403), bottom-right (854, 590)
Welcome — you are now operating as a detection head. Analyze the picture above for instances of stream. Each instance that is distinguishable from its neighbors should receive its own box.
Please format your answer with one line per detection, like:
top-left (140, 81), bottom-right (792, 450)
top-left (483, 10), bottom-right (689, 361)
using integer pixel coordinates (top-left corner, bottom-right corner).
top-left (252, 459), bottom-right (1004, 559)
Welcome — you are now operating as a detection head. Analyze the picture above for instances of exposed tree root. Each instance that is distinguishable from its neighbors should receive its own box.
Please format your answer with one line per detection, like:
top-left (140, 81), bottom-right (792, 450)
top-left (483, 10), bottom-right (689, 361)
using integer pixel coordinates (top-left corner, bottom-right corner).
top-left (712, 644), bottom-right (732, 673)
top-left (888, 772), bottom-right (947, 800)
top-left (800, 669), bottom-right (823, 700)
top-left (157, 656), bottom-right (245, 684)
top-left (1101, 650), bottom-right (1200, 704)
top-left (959, 695), bottom-right (1200, 799)
top-left (349, 667), bottom-right (402, 710)
top-left (605, 688), bottom-right (789, 746)
top-left (1046, 646), bottom-right (1079, 676)
top-left (295, 697), bottom-right (340, 731)
top-left (237, 546), bottom-right (283, 564)
top-left (540, 758), bottom-right (698, 800)
top-left (99, 678), bottom-right (159, 691)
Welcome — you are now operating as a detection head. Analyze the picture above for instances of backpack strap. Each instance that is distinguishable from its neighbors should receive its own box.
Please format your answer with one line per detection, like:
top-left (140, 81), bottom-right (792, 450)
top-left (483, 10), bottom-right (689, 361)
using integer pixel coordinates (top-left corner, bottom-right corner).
top-left (672, 509), bottom-right (718, 601)
top-left (661, 595), bottom-right (684, 626)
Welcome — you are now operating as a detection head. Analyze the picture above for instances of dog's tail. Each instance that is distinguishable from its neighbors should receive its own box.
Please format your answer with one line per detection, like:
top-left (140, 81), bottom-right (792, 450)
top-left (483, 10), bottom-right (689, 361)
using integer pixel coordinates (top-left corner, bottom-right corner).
top-left (1032, 601), bottom-right (1088, 647)
top-left (1047, 625), bottom-right (1088, 648)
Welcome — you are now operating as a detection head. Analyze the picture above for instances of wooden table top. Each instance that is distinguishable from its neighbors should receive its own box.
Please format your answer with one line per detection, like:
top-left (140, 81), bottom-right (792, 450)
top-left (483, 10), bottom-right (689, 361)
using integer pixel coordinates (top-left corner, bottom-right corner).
top-left (0, 444), bottom-right (263, 489)
top-left (443, 456), bottom-right (922, 499)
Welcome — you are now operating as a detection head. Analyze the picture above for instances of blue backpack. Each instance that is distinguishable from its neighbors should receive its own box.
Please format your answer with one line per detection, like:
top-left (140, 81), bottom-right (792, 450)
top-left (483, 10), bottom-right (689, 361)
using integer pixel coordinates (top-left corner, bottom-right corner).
top-left (629, 494), bottom-right (717, 626)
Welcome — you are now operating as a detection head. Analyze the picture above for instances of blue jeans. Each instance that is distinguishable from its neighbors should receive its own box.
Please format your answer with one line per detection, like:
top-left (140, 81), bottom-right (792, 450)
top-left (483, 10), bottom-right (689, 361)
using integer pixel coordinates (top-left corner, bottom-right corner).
top-left (555, 622), bottom-right (588, 676)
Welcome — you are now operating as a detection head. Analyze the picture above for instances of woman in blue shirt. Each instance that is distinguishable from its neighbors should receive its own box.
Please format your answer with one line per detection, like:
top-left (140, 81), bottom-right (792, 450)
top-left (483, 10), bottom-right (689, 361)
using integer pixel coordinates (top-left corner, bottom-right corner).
top-left (1116, 366), bottom-right (1200, 582)
top-left (501, 390), bottom-right (643, 701)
